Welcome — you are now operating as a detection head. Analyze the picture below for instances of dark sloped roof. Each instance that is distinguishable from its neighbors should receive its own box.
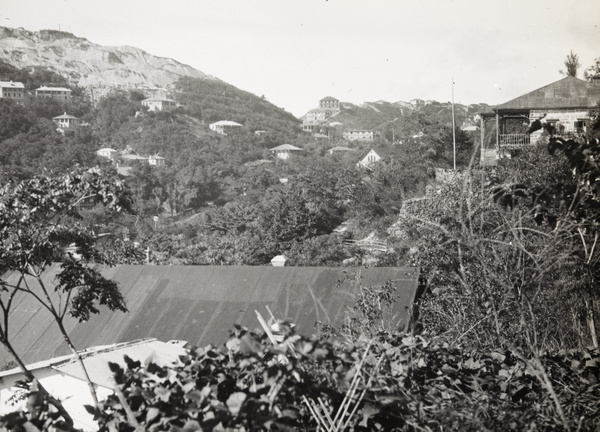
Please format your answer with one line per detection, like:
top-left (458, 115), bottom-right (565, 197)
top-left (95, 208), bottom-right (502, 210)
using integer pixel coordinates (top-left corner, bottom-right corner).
top-left (0, 264), bottom-right (419, 365)
top-left (495, 76), bottom-right (600, 111)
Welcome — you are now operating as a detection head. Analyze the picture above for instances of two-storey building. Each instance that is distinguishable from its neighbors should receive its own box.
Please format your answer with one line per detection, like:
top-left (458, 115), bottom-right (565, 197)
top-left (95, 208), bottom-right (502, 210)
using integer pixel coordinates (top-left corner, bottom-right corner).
top-left (52, 112), bottom-right (81, 129)
top-left (0, 81), bottom-right (25, 99)
top-left (141, 97), bottom-right (177, 112)
top-left (36, 86), bottom-right (72, 101)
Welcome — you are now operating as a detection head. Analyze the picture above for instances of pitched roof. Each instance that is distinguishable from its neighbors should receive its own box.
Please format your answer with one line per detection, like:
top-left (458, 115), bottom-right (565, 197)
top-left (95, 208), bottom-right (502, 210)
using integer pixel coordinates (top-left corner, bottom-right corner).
top-left (270, 144), bottom-right (303, 151)
top-left (329, 146), bottom-right (355, 152)
top-left (494, 76), bottom-right (600, 111)
top-left (320, 96), bottom-right (339, 102)
top-left (365, 146), bottom-right (394, 159)
top-left (142, 97), bottom-right (176, 103)
top-left (53, 112), bottom-right (79, 120)
top-left (210, 120), bottom-right (243, 127)
top-left (0, 264), bottom-right (419, 365)
top-left (36, 86), bottom-right (72, 92)
top-left (0, 81), bottom-right (24, 89)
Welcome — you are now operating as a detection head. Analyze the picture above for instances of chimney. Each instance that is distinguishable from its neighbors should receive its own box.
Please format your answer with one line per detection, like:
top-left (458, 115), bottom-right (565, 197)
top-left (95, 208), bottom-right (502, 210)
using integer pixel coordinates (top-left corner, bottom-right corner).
top-left (270, 255), bottom-right (287, 267)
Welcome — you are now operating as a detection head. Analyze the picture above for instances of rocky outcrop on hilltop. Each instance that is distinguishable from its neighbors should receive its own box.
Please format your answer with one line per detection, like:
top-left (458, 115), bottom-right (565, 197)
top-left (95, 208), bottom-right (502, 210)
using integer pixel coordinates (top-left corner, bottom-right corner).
top-left (0, 26), bottom-right (214, 92)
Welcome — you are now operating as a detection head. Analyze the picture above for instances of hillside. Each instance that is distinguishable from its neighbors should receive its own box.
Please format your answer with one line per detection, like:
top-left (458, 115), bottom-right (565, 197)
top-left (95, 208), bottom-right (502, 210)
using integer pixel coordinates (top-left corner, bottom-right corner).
top-left (0, 26), bottom-right (211, 92)
top-left (304, 99), bottom-right (491, 142)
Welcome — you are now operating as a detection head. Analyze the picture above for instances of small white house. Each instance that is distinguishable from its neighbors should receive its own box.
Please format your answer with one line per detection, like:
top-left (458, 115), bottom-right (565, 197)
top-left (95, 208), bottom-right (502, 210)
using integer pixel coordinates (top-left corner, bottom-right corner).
top-left (53, 112), bottom-right (81, 128)
top-left (270, 144), bottom-right (303, 160)
top-left (358, 147), bottom-right (392, 168)
top-left (209, 120), bottom-right (243, 135)
top-left (141, 97), bottom-right (177, 112)
top-left (148, 155), bottom-right (166, 166)
top-left (96, 148), bottom-right (118, 159)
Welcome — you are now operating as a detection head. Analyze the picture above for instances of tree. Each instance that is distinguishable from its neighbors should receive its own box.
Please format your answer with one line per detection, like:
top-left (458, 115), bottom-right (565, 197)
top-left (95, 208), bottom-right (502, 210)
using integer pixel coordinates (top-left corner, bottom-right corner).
top-left (584, 57), bottom-right (600, 81)
top-left (560, 50), bottom-right (580, 77)
top-left (0, 169), bottom-right (131, 413)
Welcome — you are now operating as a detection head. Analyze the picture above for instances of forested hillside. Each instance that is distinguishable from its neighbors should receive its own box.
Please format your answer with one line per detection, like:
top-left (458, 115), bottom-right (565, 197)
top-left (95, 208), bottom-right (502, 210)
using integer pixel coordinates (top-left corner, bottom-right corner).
top-left (0, 64), bottom-right (480, 267)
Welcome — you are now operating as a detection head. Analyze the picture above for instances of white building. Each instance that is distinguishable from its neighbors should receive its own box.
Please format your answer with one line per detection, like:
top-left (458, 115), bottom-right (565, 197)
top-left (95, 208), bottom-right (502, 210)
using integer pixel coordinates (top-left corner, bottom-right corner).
top-left (148, 155), bottom-right (166, 166)
top-left (53, 112), bottom-right (81, 128)
top-left (343, 130), bottom-right (374, 142)
top-left (96, 148), bottom-right (118, 159)
top-left (270, 144), bottom-right (303, 160)
top-left (36, 86), bottom-right (72, 101)
top-left (0, 81), bottom-right (25, 99)
top-left (209, 120), bottom-right (243, 135)
top-left (141, 97), bottom-right (177, 112)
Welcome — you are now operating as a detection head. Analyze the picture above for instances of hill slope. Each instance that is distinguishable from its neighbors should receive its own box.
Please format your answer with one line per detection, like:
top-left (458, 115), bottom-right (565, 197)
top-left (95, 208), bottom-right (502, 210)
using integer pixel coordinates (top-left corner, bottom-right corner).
top-left (0, 26), bottom-right (212, 91)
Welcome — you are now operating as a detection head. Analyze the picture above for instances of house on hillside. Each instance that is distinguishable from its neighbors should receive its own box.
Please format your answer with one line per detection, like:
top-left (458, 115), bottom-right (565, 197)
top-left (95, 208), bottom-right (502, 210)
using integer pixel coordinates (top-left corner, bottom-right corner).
top-left (300, 97), bottom-right (341, 132)
top-left (148, 154), bottom-right (166, 166)
top-left (270, 143), bottom-right (304, 160)
top-left (96, 148), bottom-right (118, 159)
top-left (358, 146), bottom-right (393, 168)
top-left (481, 76), bottom-right (600, 165)
top-left (327, 145), bottom-right (355, 155)
top-left (36, 86), bottom-right (72, 101)
top-left (343, 130), bottom-right (375, 142)
top-left (0, 264), bottom-right (420, 367)
top-left (300, 108), bottom-right (331, 132)
top-left (0, 339), bottom-right (186, 431)
top-left (53, 112), bottom-right (81, 128)
top-left (141, 97), bottom-right (177, 112)
top-left (0, 81), bottom-right (25, 99)
top-left (209, 120), bottom-right (243, 135)
top-left (319, 96), bottom-right (340, 112)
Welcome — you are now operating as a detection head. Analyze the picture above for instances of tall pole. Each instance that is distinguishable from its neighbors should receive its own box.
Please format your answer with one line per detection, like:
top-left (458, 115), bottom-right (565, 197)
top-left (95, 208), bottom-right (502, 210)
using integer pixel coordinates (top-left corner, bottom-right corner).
top-left (451, 78), bottom-right (457, 171)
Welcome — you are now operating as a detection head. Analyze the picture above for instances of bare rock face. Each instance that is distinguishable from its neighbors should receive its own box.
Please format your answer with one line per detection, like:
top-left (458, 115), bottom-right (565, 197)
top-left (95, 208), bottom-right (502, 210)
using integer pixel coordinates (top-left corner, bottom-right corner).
top-left (0, 26), bottom-right (214, 91)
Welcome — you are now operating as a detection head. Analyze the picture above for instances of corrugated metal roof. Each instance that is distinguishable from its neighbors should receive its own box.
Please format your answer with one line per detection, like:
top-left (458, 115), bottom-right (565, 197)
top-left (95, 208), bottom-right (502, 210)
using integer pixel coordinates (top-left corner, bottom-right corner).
top-left (495, 76), bottom-right (600, 111)
top-left (0, 264), bottom-right (419, 365)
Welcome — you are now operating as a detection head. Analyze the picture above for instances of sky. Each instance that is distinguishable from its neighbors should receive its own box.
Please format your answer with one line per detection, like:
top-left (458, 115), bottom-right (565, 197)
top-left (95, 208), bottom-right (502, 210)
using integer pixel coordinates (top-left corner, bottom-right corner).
top-left (1, 0), bottom-right (599, 117)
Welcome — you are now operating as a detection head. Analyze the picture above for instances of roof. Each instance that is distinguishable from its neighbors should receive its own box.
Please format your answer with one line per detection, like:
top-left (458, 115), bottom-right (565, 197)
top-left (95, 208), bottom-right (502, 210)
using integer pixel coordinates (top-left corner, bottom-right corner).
top-left (36, 86), bottom-right (72, 92)
top-left (270, 144), bottom-right (304, 151)
top-left (210, 120), bottom-right (243, 127)
top-left (364, 146), bottom-right (393, 159)
top-left (53, 112), bottom-right (79, 120)
top-left (329, 146), bottom-right (355, 152)
top-left (121, 154), bottom-right (147, 160)
top-left (141, 97), bottom-right (176, 103)
top-left (0, 264), bottom-right (420, 365)
top-left (149, 155), bottom-right (165, 160)
top-left (0, 81), bottom-right (24, 89)
top-left (320, 96), bottom-right (339, 102)
top-left (97, 148), bottom-right (118, 152)
top-left (495, 76), bottom-right (600, 111)
top-left (116, 166), bottom-right (133, 176)
top-left (0, 338), bottom-right (186, 431)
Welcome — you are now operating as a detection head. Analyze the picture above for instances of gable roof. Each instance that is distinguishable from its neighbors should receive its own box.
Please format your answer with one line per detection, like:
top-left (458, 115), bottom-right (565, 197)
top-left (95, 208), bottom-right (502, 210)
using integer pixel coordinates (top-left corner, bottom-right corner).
top-left (210, 120), bottom-right (243, 127)
top-left (495, 76), bottom-right (600, 111)
top-left (364, 146), bottom-right (393, 159)
top-left (270, 144), bottom-right (303, 151)
top-left (53, 112), bottom-right (80, 120)
top-left (0, 264), bottom-right (419, 365)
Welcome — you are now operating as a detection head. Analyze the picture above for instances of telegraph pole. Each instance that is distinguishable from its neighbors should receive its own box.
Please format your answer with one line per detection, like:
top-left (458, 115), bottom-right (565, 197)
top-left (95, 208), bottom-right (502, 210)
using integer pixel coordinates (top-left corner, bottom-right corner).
top-left (451, 78), bottom-right (457, 171)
